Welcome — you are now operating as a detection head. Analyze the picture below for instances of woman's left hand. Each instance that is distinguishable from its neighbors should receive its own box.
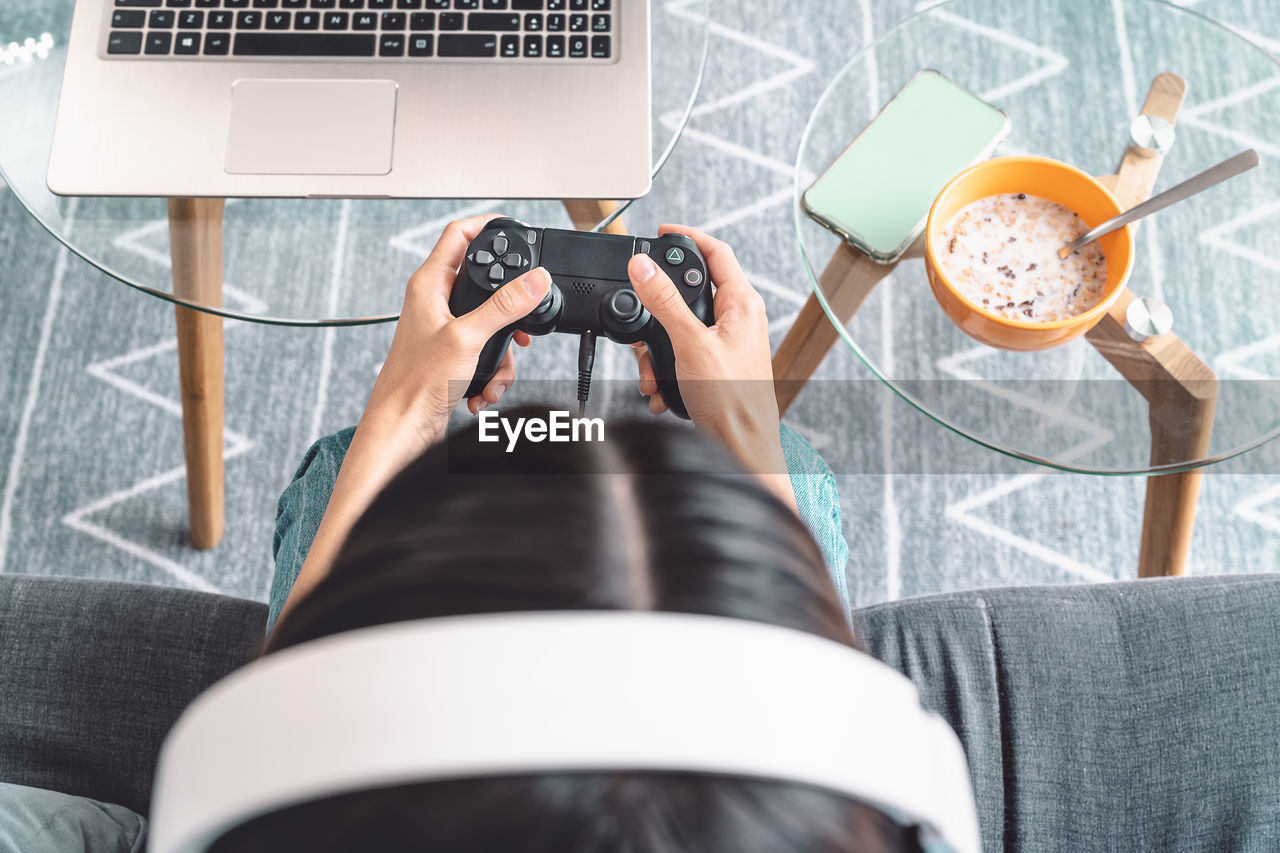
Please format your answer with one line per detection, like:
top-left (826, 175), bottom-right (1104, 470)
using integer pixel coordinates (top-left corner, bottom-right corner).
top-left (360, 213), bottom-right (553, 467)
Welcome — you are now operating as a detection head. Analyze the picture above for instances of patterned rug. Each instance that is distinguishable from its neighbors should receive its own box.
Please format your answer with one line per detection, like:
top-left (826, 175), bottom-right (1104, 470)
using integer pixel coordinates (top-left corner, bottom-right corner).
top-left (1, 0), bottom-right (1278, 608)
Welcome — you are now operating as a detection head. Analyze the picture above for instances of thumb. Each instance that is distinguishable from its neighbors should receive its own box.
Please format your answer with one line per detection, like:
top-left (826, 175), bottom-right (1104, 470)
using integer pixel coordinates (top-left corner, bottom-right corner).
top-left (628, 254), bottom-right (706, 343)
top-left (456, 267), bottom-right (552, 340)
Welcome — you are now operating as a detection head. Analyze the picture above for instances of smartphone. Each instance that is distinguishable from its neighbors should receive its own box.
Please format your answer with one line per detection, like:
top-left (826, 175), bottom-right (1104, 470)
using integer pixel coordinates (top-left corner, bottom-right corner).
top-left (803, 69), bottom-right (1010, 264)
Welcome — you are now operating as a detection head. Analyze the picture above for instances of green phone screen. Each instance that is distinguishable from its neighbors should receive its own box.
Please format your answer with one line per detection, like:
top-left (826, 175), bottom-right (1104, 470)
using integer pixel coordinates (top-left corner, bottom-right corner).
top-left (804, 70), bottom-right (1009, 262)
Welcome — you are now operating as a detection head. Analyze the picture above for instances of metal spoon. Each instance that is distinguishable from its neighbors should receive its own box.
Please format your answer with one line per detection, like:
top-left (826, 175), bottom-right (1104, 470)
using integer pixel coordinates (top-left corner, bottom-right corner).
top-left (1058, 148), bottom-right (1259, 259)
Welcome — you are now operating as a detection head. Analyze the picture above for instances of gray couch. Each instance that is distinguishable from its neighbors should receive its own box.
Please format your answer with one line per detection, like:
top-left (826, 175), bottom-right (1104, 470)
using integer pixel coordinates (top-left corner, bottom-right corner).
top-left (2, 573), bottom-right (1278, 852)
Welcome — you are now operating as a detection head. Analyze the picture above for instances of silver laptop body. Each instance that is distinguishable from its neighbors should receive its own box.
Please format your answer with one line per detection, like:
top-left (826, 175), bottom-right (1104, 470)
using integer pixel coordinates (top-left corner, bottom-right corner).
top-left (47, 0), bottom-right (651, 199)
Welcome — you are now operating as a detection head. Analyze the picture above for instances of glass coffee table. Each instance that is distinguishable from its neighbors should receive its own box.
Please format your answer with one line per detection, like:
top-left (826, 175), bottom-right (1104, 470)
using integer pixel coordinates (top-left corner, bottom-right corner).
top-left (776, 0), bottom-right (1280, 577)
top-left (0, 0), bottom-right (708, 547)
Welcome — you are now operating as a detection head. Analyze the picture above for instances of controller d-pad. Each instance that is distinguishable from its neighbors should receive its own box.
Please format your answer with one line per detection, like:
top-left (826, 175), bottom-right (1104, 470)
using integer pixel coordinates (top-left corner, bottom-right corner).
top-left (470, 250), bottom-right (495, 266)
top-left (488, 263), bottom-right (505, 284)
top-left (492, 234), bottom-right (509, 256)
top-left (502, 253), bottom-right (528, 269)
top-left (665, 247), bottom-right (684, 265)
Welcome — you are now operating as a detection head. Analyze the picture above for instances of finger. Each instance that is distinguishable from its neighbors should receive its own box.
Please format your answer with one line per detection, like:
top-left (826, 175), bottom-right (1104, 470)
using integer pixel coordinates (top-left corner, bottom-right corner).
top-left (648, 393), bottom-right (669, 415)
top-left (480, 345), bottom-right (518, 405)
top-left (513, 331), bottom-right (533, 348)
top-left (628, 253), bottom-right (707, 343)
top-left (454, 267), bottom-right (552, 342)
top-left (657, 224), bottom-right (762, 316)
top-left (414, 213), bottom-right (502, 282)
top-left (630, 343), bottom-right (658, 394)
top-left (635, 348), bottom-right (658, 397)
top-left (465, 348), bottom-right (514, 415)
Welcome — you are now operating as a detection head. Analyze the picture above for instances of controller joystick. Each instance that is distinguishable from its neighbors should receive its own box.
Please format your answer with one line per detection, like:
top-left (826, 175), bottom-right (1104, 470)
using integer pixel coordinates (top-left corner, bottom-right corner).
top-left (527, 283), bottom-right (563, 326)
top-left (604, 289), bottom-right (647, 333)
top-left (448, 218), bottom-right (713, 420)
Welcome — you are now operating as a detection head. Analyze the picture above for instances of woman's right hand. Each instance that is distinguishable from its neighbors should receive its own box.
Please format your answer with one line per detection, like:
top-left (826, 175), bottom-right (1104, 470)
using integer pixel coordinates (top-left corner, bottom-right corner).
top-left (626, 226), bottom-right (796, 510)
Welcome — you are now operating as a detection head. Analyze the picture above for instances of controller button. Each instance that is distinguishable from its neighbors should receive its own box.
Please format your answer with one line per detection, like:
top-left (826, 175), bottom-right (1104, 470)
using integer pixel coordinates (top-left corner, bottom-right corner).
top-left (607, 289), bottom-right (644, 324)
top-left (502, 253), bottom-right (527, 269)
top-left (474, 250), bottom-right (495, 266)
top-left (488, 263), bottom-right (505, 284)
top-left (492, 235), bottom-right (509, 255)
top-left (665, 247), bottom-right (684, 265)
top-left (683, 268), bottom-right (703, 287)
top-left (527, 229), bottom-right (538, 244)
top-left (639, 240), bottom-right (651, 255)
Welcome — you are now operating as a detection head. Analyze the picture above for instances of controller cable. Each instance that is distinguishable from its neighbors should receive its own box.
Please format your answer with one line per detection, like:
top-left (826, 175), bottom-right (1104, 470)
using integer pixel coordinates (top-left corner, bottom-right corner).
top-left (577, 331), bottom-right (597, 419)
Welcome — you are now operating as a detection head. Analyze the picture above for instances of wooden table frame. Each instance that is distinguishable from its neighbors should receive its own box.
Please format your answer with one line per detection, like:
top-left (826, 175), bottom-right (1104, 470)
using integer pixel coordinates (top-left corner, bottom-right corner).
top-left (166, 197), bottom-right (628, 550)
top-left (773, 72), bottom-right (1216, 579)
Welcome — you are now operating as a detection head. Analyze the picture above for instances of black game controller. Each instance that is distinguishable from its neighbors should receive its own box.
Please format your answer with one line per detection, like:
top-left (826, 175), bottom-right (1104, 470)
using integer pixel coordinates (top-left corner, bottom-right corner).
top-left (450, 218), bottom-right (713, 420)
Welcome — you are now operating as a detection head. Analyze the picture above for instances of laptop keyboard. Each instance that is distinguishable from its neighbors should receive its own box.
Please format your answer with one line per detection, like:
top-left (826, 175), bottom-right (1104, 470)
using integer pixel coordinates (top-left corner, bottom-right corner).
top-left (105, 0), bottom-right (614, 61)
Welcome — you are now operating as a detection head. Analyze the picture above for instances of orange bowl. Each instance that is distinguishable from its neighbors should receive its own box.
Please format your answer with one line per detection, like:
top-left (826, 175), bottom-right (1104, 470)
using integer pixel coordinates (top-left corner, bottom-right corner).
top-left (924, 156), bottom-right (1134, 351)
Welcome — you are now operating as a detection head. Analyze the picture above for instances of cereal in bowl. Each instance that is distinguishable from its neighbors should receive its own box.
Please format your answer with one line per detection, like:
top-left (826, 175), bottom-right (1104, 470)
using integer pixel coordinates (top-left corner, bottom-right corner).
top-left (935, 193), bottom-right (1107, 323)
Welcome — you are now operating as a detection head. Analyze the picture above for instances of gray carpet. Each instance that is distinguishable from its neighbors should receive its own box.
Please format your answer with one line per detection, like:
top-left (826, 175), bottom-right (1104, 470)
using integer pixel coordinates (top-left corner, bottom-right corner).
top-left (1, 0), bottom-right (1279, 609)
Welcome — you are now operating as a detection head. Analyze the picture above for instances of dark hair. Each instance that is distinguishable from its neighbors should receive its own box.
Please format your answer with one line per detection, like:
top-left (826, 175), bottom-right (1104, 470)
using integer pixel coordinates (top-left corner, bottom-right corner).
top-left (215, 410), bottom-right (918, 852)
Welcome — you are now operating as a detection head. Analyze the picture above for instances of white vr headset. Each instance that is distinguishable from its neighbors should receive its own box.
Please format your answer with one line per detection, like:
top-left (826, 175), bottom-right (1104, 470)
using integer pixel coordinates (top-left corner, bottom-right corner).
top-left (150, 612), bottom-right (981, 853)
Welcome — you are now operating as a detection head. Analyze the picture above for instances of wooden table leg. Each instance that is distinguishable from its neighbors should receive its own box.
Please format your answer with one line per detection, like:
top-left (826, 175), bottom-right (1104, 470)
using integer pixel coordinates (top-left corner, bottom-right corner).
top-left (772, 238), bottom-right (922, 415)
top-left (1086, 288), bottom-right (1218, 577)
top-left (167, 198), bottom-right (226, 551)
top-left (563, 199), bottom-right (628, 235)
top-left (1142, 383), bottom-right (1217, 577)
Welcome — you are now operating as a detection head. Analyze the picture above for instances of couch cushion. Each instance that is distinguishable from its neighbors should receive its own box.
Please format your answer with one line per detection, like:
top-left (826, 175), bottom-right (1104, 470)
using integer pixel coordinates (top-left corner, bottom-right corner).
top-left (855, 574), bottom-right (1280, 853)
top-left (0, 575), bottom-right (268, 816)
top-left (0, 782), bottom-right (146, 853)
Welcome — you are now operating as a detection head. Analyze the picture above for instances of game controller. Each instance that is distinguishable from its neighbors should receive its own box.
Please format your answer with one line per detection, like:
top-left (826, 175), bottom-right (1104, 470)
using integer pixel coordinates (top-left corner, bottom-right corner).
top-left (449, 218), bottom-right (714, 420)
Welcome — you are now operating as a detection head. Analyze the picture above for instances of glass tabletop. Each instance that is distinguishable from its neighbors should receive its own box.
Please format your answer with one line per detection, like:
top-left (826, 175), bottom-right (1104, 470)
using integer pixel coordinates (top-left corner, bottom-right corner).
top-left (795, 0), bottom-right (1280, 476)
top-left (0, 0), bottom-right (708, 325)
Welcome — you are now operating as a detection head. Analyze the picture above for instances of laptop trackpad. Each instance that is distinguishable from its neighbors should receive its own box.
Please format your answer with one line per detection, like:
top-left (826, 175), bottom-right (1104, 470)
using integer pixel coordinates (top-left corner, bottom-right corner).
top-left (224, 79), bottom-right (397, 176)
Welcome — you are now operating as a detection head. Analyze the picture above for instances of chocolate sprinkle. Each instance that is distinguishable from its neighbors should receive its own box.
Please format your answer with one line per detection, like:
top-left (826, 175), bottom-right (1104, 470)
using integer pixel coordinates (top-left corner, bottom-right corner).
top-left (1027, 263), bottom-right (1038, 271)
top-left (949, 237), bottom-right (956, 253)
top-left (1015, 193), bottom-right (1027, 200)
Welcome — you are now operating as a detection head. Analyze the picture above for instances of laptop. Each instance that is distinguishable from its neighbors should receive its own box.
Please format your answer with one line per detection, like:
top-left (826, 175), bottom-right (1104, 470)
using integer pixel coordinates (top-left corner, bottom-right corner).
top-left (47, 0), bottom-right (651, 200)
